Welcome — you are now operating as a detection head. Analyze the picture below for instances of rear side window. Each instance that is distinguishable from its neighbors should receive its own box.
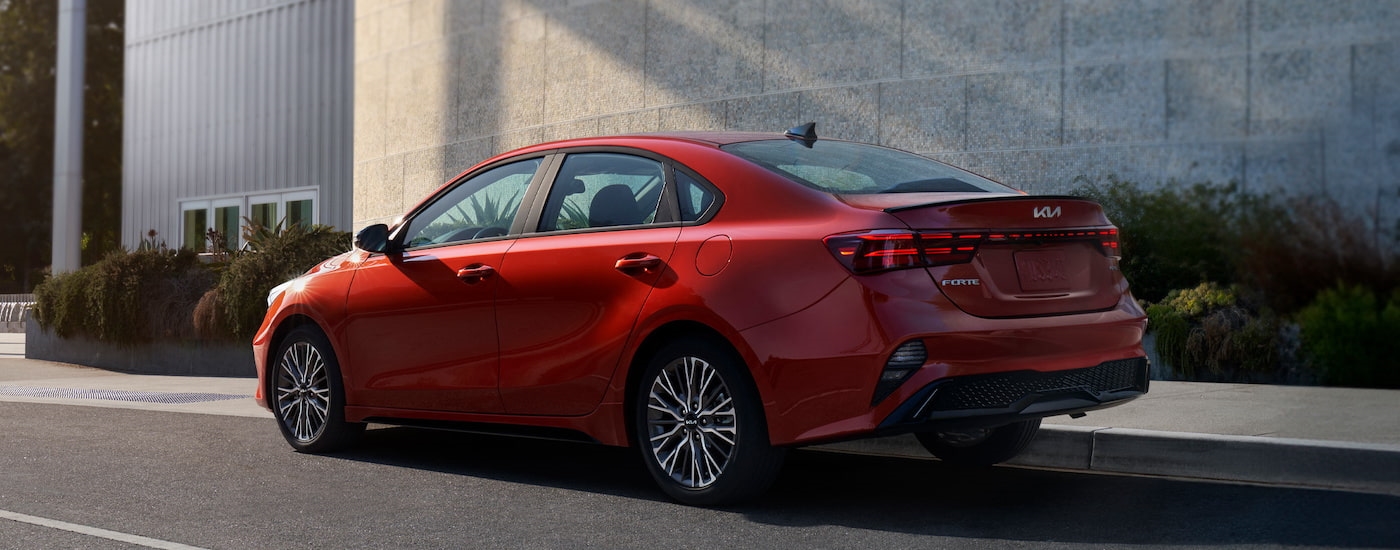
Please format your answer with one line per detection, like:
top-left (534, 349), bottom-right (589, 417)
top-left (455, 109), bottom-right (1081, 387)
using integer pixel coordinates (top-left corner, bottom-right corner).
top-left (676, 171), bottom-right (717, 222)
top-left (722, 139), bottom-right (1014, 195)
top-left (540, 153), bottom-right (665, 231)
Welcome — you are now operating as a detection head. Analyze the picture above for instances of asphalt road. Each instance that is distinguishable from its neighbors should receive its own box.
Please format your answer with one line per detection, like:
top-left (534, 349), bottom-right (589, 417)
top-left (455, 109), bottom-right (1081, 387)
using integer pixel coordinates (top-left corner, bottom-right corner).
top-left (1, 401), bottom-right (1398, 549)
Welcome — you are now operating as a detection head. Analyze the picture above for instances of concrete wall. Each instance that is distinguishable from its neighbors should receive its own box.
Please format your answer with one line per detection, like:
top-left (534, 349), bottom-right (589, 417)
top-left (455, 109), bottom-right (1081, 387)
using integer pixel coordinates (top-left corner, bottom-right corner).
top-left (353, 0), bottom-right (1400, 234)
top-left (26, 320), bottom-right (255, 377)
top-left (124, 0), bottom-right (354, 248)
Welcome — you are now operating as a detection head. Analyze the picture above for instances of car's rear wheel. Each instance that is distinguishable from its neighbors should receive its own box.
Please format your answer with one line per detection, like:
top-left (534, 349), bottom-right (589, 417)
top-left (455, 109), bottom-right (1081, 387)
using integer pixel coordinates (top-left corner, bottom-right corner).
top-left (272, 326), bottom-right (364, 453)
top-left (915, 418), bottom-right (1041, 466)
top-left (635, 338), bottom-right (785, 506)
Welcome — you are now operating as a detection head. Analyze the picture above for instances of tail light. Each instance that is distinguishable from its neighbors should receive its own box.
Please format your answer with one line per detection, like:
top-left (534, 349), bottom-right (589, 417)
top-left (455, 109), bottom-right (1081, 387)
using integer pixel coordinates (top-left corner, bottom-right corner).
top-left (919, 232), bottom-right (982, 265)
top-left (825, 226), bottom-right (1120, 274)
top-left (1099, 227), bottom-right (1121, 260)
top-left (823, 231), bottom-right (927, 273)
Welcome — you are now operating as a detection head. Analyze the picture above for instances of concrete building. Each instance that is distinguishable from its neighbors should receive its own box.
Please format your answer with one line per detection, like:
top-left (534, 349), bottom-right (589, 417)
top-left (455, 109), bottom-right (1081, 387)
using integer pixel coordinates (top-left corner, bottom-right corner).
top-left (353, 0), bottom-right (1400, 235)
top-left (122, 0), bottom-right (353, 251)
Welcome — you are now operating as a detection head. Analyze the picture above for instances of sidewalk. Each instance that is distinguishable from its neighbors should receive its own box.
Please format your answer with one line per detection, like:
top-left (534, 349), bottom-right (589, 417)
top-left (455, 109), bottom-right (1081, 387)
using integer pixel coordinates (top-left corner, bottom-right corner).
top-left (2, 333), bottom-right (1397, 495)
top-left (0, 333), bottom-right (266, 418)
top-left (822, 380), bottom-right (1400, 496)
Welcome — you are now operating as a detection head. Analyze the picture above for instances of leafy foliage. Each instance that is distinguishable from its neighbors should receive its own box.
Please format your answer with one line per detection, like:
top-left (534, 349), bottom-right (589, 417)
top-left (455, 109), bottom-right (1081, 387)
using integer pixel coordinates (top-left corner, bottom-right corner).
top-left (32, 248), bottom-right (212, 344)
top-left (1296, 284), bottom-right (1400, 388)
top-left (464, 192), bottom-right (522, 228)
top-left (1146, 283), bottom-right (1280, 379)
top-left (557, 201), bottom-right (590, 231)
top-left (1072, 177), bottom-right (1246, 302)
top-left (1233, 196), bottom-right (1399, 314)
top-left (411, 190), bottom-right (522, 246)
top-left (1080, 177), bottom-right (1400, 386)
top-left (217, 220), bottom-right (351, 339)
top-left (1074, 176), bottom-right (1398, 313)
top-left (192, 287), bottom-right (228, 340)
top-left (32, 265), bottom-right (95, 339)
top-left (34, 219), bottom-right (351, 344)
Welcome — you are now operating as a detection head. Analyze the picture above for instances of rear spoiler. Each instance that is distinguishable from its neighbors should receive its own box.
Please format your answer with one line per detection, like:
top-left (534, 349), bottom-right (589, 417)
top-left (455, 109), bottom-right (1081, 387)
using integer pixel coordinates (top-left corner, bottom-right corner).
top-left (883, 195), bottom-right (1093, 213)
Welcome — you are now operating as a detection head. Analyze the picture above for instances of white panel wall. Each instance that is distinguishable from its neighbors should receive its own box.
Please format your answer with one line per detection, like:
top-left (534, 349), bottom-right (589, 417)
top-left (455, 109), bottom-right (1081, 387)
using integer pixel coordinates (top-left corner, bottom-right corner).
top-left (122, 0), bottom-right (352, 249)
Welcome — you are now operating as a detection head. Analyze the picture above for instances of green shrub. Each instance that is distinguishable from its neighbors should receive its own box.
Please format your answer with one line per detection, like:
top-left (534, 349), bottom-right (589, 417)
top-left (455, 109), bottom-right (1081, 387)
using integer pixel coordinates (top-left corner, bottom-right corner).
top-left (33, 266), bottom-right (96, 339)
top-left (1147, 282), bottom-right (1279, 379)
top-left (1297, 284), bottom-right (1400, 388)
top-left (1074, 177), bottom-right (1398, 312)
top-left (1233, 197), bottom-right (1398, 314)
top-left (218, 222), bottom-right (351, 339)
top-left (32, 248), bottom-right (212, 344)
top-left (1072, 177), bottom-right (1242, 302)
top-left (34, 221), bottom-right (351, 344)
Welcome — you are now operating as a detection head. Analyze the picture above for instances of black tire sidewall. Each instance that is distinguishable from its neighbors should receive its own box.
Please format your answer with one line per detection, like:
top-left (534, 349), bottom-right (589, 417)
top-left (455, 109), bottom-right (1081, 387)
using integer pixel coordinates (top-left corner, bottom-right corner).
top-left (271, 326), bottom-right (363, 453)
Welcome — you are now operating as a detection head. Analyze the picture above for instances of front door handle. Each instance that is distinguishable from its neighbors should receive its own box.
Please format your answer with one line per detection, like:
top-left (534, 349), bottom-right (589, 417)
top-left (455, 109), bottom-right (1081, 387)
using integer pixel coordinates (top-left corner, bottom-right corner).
top-left (615, 253), bottom-right (662, 274)
top-left (456, 263), bottom-right (496, 284)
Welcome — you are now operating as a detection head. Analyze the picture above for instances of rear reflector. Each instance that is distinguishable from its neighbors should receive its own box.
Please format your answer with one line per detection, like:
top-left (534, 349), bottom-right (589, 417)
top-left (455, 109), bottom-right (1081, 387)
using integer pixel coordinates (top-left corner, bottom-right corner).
top-left (873, 340), bottom-right (927, 405)
top-left (825, 226), bottom-right (1120, 274)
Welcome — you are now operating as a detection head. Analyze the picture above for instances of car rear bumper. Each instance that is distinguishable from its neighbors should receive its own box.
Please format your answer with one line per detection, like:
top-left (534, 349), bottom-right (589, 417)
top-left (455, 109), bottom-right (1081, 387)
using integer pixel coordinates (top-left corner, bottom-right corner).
top-left (876, 357), bottom-right (1149, 434)
top-left (739, 271), bottom-right (1148, 446)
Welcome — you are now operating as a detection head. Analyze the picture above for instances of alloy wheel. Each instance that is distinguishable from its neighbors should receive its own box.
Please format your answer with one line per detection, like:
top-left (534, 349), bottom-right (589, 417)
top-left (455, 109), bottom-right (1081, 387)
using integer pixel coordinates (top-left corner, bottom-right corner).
top-left (275, 341), bottom-right (330, 443)
top-left (645, 355), bottom-right (738, 488)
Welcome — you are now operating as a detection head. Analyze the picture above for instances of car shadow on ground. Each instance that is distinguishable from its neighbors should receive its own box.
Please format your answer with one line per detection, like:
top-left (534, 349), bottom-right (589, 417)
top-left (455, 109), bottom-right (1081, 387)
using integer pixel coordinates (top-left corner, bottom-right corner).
top-left (333, 425), bottom-right (1400, 548)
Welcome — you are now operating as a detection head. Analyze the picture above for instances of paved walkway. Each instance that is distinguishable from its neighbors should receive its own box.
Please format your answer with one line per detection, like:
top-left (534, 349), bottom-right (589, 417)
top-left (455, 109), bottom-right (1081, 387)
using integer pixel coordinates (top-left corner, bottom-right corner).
top-left (2, 332), bottom-right (1397, 495)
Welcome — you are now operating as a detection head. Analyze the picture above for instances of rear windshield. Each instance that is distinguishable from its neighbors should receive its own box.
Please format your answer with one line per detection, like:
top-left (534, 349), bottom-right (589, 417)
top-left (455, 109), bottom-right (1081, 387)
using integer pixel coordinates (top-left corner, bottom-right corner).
top-left (721, 139), bottom-right (1015, 194)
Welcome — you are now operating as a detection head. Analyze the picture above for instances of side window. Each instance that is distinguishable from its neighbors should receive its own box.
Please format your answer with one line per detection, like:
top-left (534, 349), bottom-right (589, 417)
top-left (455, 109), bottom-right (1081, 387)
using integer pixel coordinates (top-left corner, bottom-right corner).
top-left (401, 158), bottom-right (541, 248)
top-left (539, 153), bottom-right (665, 232)
top-left (675, 171), bottom-right (717, 222)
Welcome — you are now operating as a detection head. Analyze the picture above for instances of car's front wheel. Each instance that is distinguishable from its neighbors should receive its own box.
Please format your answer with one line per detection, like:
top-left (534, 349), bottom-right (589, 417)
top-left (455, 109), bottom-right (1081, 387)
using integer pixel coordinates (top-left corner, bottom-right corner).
top-left (635, 338), bottom-right (785, 506)
top-left (915, 418), bottom-right (1041, 466)
top-left (271, 326), bottom-right (364, 453)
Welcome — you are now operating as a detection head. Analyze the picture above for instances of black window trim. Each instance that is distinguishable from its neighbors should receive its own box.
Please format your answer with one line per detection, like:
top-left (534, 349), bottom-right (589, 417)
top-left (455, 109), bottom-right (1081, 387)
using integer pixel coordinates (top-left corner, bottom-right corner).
top-left (670, 163), bottom-right (724, 224)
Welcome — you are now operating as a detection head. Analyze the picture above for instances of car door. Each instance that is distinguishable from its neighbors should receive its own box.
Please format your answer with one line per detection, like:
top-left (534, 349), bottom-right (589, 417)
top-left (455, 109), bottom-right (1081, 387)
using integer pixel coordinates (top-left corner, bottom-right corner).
top-left (495, 151), bottom-right (681, 415)
top-left (342, 157), bottom-right (544, 413)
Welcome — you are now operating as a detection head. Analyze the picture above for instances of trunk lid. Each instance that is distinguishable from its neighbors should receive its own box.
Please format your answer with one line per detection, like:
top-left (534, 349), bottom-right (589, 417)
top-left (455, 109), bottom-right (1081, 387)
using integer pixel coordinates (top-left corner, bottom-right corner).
top-left (847, 194), bottom-right (1127, 318)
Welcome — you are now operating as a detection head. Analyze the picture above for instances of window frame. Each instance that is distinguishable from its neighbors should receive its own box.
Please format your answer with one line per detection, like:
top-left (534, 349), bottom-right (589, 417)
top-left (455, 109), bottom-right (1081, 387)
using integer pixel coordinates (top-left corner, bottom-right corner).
top-left (281, 189), bottom-right (320, 228)
top-left (388, 153), bottom-right (554, 252)
top-left (177, 186), bottom-right (320, 251)
top-left (179, 199), bottom-right (212, 251)
top-left (210, 197), bottom-right (243, 251)
top-left (518, 146), bottom-right (724, 239)
top-left (534, 151), bottom-right (670, 233)
top-left (248, 194), bottom-right (282, 230)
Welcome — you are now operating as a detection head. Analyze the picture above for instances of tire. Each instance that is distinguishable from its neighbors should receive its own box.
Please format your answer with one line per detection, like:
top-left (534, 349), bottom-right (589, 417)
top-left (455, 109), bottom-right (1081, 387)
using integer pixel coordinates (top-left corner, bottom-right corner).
top-left (915, 418), bottom-right (1041, 467)
top-left (271, 326), bottom-right (365, 453)
top-left (634, 337), bottom-right (785, 506)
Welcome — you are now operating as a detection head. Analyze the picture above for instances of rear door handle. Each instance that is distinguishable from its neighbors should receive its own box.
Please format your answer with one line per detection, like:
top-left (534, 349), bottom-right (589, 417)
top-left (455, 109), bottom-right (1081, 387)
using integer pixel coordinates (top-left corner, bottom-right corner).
top-left (615, 253), bottom-right (662, 274)
top-left (456, 263), bottom-right (496, 284)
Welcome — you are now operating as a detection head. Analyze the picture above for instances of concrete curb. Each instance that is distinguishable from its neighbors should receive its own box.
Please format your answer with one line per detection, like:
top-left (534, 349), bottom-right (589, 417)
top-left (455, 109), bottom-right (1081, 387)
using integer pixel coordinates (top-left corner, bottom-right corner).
top-left (816, 425), bottom-right (1400, 496)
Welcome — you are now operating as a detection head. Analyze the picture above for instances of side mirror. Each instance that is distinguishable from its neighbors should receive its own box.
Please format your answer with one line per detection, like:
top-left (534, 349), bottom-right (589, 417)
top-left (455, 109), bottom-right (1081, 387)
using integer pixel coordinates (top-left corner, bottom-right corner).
top-left (354, 224), bottom-right (391, 253)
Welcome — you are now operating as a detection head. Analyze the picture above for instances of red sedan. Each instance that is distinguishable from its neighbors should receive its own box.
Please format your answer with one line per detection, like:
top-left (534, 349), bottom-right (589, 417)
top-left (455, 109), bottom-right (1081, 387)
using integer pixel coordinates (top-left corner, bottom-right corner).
top-left (253, 124), bottom-right (1148, 505)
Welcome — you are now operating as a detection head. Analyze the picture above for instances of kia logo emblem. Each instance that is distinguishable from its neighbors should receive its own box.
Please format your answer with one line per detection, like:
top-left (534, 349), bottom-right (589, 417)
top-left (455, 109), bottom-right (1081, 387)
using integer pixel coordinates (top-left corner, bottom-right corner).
top-left (1033, 206), bottom-right (1062, 218)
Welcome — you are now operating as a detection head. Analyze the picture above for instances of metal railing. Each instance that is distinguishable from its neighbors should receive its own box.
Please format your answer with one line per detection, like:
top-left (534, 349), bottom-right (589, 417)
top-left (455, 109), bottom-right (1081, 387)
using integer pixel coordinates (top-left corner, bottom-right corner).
top-left (0, 294), bottom-right (34, 328)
